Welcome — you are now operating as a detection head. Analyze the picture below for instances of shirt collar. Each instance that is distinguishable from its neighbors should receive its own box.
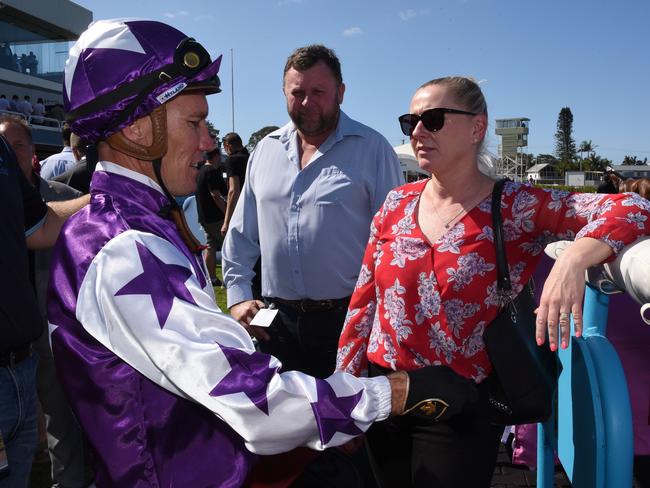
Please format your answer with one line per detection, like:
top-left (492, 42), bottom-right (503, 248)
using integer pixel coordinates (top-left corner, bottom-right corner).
top-left (95, 161), bottom-right (165, 196)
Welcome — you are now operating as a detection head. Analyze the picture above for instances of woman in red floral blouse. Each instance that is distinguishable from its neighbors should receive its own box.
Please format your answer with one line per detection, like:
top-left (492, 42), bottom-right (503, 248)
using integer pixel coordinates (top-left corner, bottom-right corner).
top-left (336, 77), bottom-right (650, 487)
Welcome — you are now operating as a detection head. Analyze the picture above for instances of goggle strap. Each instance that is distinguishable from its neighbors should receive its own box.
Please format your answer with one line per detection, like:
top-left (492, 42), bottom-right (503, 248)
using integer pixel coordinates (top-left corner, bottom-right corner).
top-left (65, 63), bottom-right (182, 124)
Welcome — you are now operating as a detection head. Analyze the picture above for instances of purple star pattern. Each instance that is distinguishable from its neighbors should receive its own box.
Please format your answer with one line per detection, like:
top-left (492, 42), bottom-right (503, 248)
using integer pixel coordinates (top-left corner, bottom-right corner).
top-left (115, 241), bottom-right (196, 328)
top-left (310, 379), bottom-right (363, 445)
top-left (209, 346), bottom-right (278, 415)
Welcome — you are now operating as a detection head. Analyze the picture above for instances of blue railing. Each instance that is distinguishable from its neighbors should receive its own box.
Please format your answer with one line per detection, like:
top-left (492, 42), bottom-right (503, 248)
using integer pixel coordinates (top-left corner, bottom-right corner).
top-left (537, 284), bottom-right (634, 487)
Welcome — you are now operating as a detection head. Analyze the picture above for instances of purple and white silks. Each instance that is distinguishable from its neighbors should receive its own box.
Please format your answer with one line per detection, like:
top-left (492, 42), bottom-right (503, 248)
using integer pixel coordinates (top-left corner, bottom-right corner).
top-left (47, 162), bottom-right (391, 487)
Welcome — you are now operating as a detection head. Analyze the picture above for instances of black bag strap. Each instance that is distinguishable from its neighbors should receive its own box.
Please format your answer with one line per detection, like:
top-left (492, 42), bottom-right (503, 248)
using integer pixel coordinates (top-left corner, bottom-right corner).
top-left (491, 178), bottom-right (511, 293)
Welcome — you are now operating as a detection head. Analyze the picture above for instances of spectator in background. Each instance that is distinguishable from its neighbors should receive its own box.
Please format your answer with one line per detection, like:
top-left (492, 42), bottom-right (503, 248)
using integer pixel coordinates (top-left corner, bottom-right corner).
top-left (32, 97), bottom-right (46, 124)
top-left (0, 120), bottom-right (88, 488)
top-left (9, 95), bottom-right (19, 112)
top-left (16, 95), bottom-right (32, 119)
top-left (25, 51), bottom-right (38, 75)
top-left (0, 115), bottom-right (92, 488)
top-left (195, 146), bottom-right (227, 285)
top-left (0, 43), bottom-right (11, 68)
top-left (597, 171), bottom-right (619, 194)
top-left (40, 124), bottom-right (76, 180)
top-left (52, 133), bottom-right (93, 194)
top-left (0, 94), bottom-right (10, 111)
top-left (221, 132), bottom-right (249, 236)
top-left (47, 104), bottom-right (65, 123)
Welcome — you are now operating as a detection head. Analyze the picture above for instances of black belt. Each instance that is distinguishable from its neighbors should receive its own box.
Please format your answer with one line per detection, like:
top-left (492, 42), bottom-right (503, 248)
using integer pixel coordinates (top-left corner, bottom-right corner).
top-left (269, 296), bottom-right (351, 313)
top-left (0, 344), bottom-right (33, 368)
top-left (368, 362), bottom-right (393, 377)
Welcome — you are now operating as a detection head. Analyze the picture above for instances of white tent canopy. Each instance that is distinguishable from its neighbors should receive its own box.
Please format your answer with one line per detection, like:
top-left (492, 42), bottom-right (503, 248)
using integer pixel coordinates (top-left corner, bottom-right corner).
top-left (394, 143), bottom-right (429, 180)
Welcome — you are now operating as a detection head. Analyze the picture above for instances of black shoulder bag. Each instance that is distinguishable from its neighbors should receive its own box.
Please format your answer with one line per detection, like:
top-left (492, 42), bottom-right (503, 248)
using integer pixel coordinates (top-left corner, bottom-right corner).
top-left (483, 178), bottom-right (557, 425)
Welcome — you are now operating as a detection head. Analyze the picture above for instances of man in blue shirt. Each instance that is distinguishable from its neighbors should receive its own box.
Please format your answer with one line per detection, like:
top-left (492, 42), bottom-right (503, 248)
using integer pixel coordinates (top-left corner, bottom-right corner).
top-left (39, 124), bottom-right (76, 180)
top-left (222, 45), bottom-right (403, 378)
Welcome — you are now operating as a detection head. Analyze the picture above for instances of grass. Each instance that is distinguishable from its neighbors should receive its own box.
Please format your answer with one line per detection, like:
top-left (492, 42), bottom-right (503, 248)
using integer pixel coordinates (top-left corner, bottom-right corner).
top-left (214, 264), bottom-right (228, 312)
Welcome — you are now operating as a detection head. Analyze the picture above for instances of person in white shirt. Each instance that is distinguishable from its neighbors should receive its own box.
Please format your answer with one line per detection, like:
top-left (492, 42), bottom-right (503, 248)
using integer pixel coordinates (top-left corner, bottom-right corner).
top-left (40, 124), bottom-right (76, 180)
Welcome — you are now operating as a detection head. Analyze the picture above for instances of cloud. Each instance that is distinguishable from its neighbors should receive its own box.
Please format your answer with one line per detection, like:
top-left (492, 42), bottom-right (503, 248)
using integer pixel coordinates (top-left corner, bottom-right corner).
top-left (277, 0), bottom-right (301, 6)
top-left (399, 8), bottom-right (430, 21)
top-left (342, 26), bottom-right (363, 37)
top-left (163, 10), bottom-right (189, 19)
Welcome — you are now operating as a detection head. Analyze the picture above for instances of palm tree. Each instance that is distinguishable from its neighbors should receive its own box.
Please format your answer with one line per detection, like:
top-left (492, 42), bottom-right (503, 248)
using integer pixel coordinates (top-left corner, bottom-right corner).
top-left (578, 140), bottom-right (597, 171)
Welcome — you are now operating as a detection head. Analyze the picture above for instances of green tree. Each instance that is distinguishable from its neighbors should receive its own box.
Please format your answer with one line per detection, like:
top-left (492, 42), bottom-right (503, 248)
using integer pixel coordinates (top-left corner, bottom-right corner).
top-left (583, 154), bottom-right (611, 172)
top-left (556, 159), bottom-right (579, 175)
top-left (206, 120), bottom-right (220, 142)
top-left (578, 140), bottom-right (597, 171)
top-left (535, 154), bottom-right (559, 166)
top-left (247, 125), bottom-right (279, 150)
top-left (554, 107), bottom-right (577, 164)
top-left (621, 155), bottom-right (648, 165)
top-left (578, 140), bottom-right (597, 159)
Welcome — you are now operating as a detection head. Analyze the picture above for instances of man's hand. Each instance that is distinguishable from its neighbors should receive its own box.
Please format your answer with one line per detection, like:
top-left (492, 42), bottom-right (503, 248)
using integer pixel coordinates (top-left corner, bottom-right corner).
top-left (220, 221), bottom-right (228, 237)
top-left (27, 194), bottom-right (90, 250)
top-left (387, 371), bottom-right (409, 416)
top-left (390, 366), bottom-right (479, 421)
top-left (230, 299), bottom-right (270, 341)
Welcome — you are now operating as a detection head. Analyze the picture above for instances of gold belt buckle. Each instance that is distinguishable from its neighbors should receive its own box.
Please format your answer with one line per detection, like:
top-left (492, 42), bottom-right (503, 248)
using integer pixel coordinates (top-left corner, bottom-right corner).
top-left (402, 398), bottom-right (450, 421)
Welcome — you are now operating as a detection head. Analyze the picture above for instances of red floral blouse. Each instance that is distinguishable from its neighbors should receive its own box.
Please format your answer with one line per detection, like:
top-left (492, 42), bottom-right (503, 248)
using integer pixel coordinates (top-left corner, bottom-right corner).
top-left (336, 180), bottom-right (650, 382)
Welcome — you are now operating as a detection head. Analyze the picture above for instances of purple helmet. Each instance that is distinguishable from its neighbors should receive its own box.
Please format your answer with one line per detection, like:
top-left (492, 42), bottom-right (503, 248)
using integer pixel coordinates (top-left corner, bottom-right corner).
top-left (64, 18), bottom-right (221, 142)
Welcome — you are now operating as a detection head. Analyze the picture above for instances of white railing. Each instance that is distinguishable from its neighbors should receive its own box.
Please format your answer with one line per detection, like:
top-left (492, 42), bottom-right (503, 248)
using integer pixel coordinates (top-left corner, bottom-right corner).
top-left (0, 109), bottom-right (62, 128)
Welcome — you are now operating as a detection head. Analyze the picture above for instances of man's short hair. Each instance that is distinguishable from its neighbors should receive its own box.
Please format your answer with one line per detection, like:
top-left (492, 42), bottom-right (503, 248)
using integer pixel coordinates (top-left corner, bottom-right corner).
top-left (223, 132), bottom-right (243, 149)
top-left (61, 123), bottom-right (72, 146)
top-left (283, 45), bottom-right (342, 86)
top-left (70, 132), bottom-right (88, 157)
top-left (0, 114), bottom-right (33, 142)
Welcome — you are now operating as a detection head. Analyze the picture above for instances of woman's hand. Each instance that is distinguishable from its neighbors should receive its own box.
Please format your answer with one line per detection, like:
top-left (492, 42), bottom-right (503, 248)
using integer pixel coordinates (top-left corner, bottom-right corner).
top-left (535, 238), bottom-right (613, 350)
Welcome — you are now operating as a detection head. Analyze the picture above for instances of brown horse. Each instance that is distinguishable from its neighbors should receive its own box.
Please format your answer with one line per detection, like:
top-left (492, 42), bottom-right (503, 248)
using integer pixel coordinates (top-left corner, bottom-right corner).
top-left (605, 170), bottom-right (650, 200)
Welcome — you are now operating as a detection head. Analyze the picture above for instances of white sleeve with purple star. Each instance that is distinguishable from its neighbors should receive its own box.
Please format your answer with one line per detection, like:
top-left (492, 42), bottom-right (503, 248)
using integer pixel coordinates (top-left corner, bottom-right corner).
top-left (75, 230), bottom-right (392, 453)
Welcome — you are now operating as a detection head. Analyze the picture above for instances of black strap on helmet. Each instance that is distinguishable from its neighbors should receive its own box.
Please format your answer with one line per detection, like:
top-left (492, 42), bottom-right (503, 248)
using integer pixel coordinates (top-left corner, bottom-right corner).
top-left (152, 157), bottom-right (205, 253)
top-left (85, 143), bottom-right (98, 176)
top-left (152, 157), bottom-right (179, 216)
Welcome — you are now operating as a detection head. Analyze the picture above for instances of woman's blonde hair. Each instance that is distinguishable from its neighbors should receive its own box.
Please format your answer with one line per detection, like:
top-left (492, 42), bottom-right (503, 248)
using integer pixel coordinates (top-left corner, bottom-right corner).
top-left (418, 77), bottom-right (493, 175)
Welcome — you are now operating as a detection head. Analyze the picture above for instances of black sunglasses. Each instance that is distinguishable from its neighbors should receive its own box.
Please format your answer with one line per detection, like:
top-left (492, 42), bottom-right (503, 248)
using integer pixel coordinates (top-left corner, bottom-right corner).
top-left (398, 108), bottom-right (477, 136)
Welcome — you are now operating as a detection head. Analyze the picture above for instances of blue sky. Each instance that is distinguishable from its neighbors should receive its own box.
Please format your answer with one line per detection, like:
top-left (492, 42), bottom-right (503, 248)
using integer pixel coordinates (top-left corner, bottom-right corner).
top-left (74, 0), bottom-right (650, 164)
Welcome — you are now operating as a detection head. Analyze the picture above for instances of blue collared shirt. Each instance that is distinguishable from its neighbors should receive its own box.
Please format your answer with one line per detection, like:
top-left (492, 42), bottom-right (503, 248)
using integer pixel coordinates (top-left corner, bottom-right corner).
top-left (40, 146), bottom-right (76, 180)
top-left (223, 111), bottom-right (403, 306)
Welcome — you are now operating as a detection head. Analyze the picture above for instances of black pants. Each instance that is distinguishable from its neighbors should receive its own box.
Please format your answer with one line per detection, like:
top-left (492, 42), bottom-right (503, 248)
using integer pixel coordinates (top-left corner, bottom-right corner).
top-left (366, 366), bottom-right (502, 488)
top-left (259, 298), bottom-right (349, 378)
